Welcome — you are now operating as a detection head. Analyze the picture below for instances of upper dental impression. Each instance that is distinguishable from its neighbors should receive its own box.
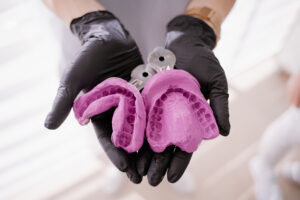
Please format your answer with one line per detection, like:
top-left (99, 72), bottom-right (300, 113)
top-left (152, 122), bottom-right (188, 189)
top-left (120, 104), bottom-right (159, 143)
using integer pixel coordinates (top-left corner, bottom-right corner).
top-left (142, 69), bottom-right (219, 153)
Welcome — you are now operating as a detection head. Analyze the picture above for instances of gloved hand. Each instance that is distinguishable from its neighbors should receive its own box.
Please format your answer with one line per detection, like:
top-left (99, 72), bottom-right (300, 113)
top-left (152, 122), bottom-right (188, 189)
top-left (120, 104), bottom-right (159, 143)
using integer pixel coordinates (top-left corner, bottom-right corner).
top-left (44, 11), bottom-right (143, 183)
top-left (165, 15), bottom-right (230, 135)
top-left (136, 15), bottom-right (230, 186)
top-left (137, 141), bottom-right (193, 186)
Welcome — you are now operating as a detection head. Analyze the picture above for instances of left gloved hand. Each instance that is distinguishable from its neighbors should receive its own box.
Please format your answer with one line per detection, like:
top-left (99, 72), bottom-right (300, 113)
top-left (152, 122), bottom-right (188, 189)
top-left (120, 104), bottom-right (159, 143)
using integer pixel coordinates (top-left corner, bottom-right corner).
top-left (44, 11), bottom-right (143, 129)
top-left (44, 10), bottom-right (144, 184)
top-left (136, 15), bottom-right (230, 186)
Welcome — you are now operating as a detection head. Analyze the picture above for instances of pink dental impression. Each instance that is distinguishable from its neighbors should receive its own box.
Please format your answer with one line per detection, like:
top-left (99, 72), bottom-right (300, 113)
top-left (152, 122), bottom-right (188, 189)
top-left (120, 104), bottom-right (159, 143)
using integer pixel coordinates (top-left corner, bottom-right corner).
top-left (142, 69), bottom-right (219, 153)
top-left (73, 78), bottom-right (146, 153)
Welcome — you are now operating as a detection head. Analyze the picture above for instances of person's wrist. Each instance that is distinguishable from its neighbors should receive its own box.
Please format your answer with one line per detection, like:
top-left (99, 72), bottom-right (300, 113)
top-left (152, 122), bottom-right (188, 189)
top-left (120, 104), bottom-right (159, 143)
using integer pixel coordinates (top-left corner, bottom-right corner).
top-left (43, 0), bottom-right (106, 25)
top-left (184, 6), bottom-right (221, 42)
top-left (166, 15), bottom-right (217, 49)
top-left (70, 10), bottom-right (119, 43)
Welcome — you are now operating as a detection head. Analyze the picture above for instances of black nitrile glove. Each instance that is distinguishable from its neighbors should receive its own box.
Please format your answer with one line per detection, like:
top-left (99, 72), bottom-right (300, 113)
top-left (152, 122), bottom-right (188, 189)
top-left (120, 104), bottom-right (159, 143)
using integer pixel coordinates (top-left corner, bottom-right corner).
top-left (44, 11), bottom-right (143, 183)
top-left (165, 15), bottom-right (230, 136)
top-left (136, 15), bottom-right (230, 186)
top-left (137, 142), bottom-right (192, 186)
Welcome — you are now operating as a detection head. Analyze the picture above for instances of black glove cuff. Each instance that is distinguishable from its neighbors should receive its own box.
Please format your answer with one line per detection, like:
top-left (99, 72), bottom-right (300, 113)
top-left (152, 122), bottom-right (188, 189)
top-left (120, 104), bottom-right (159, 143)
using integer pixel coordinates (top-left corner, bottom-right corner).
top-left (70, 10), bottom-right (120, 43)
top-left (167, 15), bottom-right (217, 49)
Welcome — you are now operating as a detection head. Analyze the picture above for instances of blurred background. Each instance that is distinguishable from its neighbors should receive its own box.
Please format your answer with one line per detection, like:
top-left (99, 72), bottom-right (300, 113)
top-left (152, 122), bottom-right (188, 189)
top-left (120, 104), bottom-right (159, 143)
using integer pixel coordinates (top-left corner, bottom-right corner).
top-left (1, 0), bottom-right (300, 199)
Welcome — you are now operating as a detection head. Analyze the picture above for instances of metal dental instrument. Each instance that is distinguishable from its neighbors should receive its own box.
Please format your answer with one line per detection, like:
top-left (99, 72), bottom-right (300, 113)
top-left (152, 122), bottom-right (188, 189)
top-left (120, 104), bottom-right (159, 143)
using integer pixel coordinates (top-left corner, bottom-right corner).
top-left (129, 47), bottom-right (176, 90)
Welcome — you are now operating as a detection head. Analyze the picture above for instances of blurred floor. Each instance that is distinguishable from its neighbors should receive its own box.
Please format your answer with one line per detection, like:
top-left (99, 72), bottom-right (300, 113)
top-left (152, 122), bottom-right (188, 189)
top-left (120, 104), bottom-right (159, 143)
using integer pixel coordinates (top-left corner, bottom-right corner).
top-left (0, 0), bottom-right (300, 200)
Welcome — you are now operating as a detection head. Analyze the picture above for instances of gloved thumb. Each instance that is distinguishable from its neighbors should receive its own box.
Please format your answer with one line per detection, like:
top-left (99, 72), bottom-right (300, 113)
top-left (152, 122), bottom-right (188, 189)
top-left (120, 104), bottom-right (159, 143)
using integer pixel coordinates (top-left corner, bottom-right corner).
top-left (45, 84), bottom-right (81, 129)
top-left (208, 72), bottom-right (230, 136)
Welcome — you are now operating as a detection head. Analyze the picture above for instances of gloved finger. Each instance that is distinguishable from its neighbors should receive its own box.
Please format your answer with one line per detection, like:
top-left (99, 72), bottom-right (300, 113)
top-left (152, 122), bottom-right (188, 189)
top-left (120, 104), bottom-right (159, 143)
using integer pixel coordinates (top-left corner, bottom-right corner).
top-left (126, 153), bottom-right (143, 184)
top-left (45, 84), bottom-right (81, 129)
top-left (147, 146), bottom-right (174, 186)
top-left (91, 108), bottom-right (130, 172)
top-left (167, 147), bottom-right (193, 183)
top-left (209, 72), bottom-right (230, 136)
top-left (136, 141), bottom-right (154, 176)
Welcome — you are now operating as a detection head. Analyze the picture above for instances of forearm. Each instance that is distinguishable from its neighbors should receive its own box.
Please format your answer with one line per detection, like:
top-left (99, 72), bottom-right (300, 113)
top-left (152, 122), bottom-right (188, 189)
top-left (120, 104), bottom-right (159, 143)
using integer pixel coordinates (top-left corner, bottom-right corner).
top-left (186, 0), bottom-right (235, 22)
top-left (43, 0), bottom-right (105, 25)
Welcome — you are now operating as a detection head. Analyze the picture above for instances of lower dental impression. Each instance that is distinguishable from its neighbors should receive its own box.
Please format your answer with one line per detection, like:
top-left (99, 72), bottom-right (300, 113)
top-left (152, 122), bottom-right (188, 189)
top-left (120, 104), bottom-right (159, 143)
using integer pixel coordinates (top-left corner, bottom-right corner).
top-left (73, 48), bottom-right (219, 153)
top-left (73, 78), bottom-right (146, 153)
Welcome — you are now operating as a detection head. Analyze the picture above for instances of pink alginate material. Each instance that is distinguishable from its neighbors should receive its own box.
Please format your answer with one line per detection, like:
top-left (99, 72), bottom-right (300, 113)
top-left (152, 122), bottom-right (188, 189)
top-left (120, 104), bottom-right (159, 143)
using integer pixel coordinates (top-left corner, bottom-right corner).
top-left (142, 69), bottom-right (219, 153)
top-left (73, 78), bottom-right (146, 153)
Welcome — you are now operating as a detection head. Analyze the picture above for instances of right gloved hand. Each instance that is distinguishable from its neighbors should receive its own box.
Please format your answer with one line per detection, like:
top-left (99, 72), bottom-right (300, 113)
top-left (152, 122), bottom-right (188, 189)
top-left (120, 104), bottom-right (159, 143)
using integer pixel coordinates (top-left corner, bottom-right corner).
top-left (165, 15), bottom-right (230, 136)
top-left (136, 15), bottom-right (230, 186)
top-left (44, 11), bottom-right (143, 183)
